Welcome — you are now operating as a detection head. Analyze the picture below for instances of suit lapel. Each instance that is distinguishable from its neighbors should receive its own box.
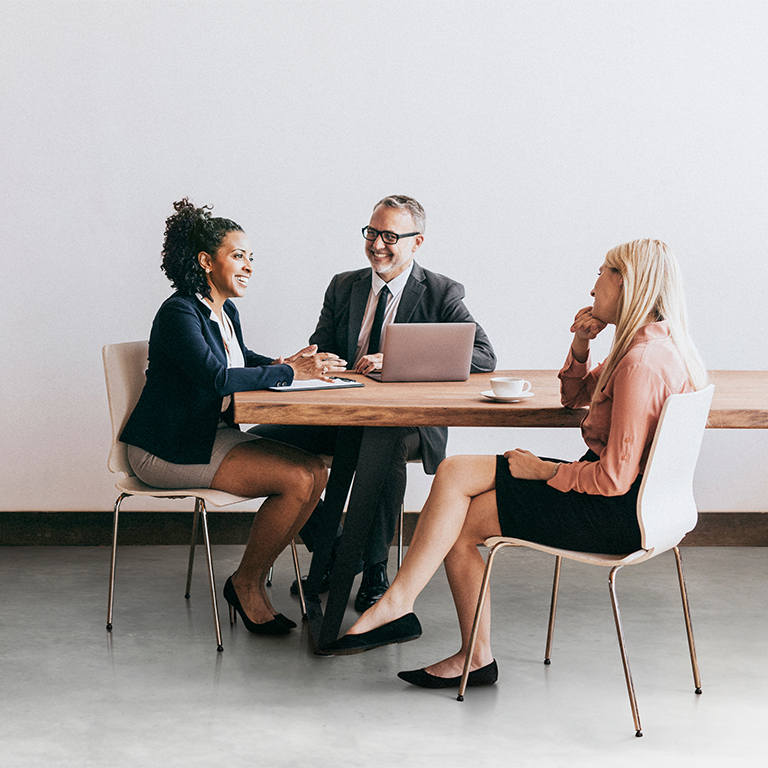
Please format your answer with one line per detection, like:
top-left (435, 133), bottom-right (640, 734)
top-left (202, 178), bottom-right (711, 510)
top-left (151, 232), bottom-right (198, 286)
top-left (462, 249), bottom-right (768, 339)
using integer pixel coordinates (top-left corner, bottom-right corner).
top-left (394, 262), bottom-right (426, 323)
top-left (348, 273), bottom-right (371, 362)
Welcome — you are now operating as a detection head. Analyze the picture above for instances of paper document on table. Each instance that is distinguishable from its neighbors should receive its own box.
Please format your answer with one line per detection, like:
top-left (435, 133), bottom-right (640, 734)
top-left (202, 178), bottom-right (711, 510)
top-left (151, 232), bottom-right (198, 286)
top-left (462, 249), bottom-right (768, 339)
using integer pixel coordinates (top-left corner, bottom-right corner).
top-left (268, 377), bottom-right (364, 392)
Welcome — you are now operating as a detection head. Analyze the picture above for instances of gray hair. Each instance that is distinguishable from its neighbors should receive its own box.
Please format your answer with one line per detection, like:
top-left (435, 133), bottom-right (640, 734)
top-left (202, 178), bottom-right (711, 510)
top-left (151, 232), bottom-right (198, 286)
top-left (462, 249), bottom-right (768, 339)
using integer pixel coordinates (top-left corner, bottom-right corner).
top-left (373, 195), bottom-right (426, 233)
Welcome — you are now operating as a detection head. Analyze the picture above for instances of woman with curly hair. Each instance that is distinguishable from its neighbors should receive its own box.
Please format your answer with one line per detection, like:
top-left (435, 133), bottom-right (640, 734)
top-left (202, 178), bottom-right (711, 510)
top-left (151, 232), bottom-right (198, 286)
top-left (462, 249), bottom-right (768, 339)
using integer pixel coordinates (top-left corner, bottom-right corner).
top-left (325, 239), bottom-right (708, 689)
top-left (121, 199), bottom-right (346, 635)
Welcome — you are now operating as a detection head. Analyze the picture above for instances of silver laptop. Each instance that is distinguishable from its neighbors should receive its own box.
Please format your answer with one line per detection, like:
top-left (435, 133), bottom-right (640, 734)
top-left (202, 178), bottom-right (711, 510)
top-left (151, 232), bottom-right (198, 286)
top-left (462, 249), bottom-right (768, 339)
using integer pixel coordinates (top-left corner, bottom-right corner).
top-left (366, 323), bottom-right (476, 382)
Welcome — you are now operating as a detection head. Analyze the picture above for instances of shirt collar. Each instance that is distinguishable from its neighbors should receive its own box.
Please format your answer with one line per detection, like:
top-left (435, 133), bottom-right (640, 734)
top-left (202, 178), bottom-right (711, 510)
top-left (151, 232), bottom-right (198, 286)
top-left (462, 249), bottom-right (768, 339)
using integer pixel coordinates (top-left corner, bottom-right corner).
top-left (632, 320), bottom-right (671, 343)
top-left (371, 261), bottom-right (414, 298)
top-left (196, 293), bottom-right (235, 334)
top-left (196, 293), bottom-right (217, 319)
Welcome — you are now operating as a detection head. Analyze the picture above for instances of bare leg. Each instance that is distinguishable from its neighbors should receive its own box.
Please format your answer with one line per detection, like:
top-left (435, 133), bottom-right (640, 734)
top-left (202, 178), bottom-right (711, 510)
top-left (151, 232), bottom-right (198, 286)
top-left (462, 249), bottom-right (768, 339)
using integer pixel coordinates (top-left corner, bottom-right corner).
top-left (347, 455), bottom-right (499, 651)
top-left (210, 439), bottom-right (327, 624)
top-left (423, 488), bottom-right (499, 677)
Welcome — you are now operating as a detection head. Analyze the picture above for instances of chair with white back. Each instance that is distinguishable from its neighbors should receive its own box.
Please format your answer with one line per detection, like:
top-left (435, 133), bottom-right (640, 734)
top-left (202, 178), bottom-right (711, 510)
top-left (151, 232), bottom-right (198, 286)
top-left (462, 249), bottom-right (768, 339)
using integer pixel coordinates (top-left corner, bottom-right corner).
top-left (458, 384), bottom-right (715, 737)
top-left (102, 340), bottom-right (306, 652)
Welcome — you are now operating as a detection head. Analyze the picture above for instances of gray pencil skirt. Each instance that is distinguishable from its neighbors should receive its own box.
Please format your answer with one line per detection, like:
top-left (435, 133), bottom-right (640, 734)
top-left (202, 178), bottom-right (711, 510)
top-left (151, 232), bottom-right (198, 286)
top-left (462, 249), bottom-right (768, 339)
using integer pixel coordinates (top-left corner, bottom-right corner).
top-left (126, 426), bottom-right (262, 489)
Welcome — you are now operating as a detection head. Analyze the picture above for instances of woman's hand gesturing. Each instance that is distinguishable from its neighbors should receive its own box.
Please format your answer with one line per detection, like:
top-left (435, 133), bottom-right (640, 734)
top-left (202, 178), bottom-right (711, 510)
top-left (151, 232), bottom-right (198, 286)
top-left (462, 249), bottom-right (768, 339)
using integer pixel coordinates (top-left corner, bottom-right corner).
top-left (277, 345), bottom-right (347, 382)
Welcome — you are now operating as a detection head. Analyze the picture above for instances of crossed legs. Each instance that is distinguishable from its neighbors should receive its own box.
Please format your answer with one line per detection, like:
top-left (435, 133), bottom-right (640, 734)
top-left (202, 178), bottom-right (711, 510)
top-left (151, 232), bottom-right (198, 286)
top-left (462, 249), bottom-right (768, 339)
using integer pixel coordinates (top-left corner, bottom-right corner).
top-left (209, 438), bottom-right (327, 624)
top-left (346, 454), bottom-right (501, 675)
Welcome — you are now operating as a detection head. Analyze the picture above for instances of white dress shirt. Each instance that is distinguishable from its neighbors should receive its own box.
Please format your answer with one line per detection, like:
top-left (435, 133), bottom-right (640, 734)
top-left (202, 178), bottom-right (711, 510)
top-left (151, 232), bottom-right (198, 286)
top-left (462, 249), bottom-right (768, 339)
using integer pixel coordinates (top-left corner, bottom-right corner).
top-left (353, 262), bottom-right (414, 368)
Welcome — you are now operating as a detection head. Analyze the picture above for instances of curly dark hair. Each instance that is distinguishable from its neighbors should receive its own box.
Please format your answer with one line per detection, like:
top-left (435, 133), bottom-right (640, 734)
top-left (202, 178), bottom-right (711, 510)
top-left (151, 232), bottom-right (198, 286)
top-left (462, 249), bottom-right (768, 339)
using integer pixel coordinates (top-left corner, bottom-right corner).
top-left (160, 198), bottom-right (243, 298)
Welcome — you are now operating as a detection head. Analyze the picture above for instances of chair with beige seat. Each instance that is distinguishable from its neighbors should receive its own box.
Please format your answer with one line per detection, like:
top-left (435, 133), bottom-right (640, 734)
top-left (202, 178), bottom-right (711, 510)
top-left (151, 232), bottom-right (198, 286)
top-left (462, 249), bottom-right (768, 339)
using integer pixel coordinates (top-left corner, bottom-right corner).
top-left (458, 384), bottom-right (715, 737)
top-left (102, 340), bottom-right (305, 652)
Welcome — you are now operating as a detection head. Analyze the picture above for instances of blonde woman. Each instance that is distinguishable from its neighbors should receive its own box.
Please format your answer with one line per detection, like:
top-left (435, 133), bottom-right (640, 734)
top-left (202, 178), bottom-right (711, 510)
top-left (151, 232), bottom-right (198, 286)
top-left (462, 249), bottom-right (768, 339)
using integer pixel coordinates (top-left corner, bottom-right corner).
top-left (324, 239), bottom-right (708, 690)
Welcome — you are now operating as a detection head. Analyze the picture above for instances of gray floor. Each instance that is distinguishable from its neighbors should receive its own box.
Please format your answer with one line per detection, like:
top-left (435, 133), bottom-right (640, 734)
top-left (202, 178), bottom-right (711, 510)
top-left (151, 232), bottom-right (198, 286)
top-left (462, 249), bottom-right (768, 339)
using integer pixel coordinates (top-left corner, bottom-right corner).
top-left (1, 545), bottom-right (766, 767)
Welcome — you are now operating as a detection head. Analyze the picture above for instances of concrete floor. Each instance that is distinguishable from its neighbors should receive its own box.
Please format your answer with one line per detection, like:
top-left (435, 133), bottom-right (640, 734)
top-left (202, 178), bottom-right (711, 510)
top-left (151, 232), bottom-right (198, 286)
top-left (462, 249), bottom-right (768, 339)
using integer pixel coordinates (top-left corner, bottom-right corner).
top-left (1, 544), bottom-right (766, 767)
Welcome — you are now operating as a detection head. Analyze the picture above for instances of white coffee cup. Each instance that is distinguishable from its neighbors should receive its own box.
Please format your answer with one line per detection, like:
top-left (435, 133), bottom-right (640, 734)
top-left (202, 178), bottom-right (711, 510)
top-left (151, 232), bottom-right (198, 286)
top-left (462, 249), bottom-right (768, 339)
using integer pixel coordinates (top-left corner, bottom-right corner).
top-left (490, 377), bottom-right (531, 397)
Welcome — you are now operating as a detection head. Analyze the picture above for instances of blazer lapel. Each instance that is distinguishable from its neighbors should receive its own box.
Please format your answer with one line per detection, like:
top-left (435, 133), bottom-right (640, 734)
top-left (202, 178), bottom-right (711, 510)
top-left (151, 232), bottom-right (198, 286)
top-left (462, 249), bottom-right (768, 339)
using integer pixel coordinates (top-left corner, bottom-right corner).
top-left (394, 262), bottom-right (426, 323)
top-left (194, 299), bottom-right (228, 366)
top-left (348, 273), bottom-right (371, 363)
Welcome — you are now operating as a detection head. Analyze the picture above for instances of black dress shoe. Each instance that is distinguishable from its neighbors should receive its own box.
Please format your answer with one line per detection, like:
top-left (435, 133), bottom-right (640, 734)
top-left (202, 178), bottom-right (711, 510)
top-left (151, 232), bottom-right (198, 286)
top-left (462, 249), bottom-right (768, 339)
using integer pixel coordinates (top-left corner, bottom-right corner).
top-left (319, 613), bottom-right (422, 655)
top-left (354, 560), bottom-right (390, 612)
top-left (289, 531), bottom-right (351, 596)
top-left (290, 570), bottom-right (332, 597)
top-left (397, 660), bottom-right (498, 689)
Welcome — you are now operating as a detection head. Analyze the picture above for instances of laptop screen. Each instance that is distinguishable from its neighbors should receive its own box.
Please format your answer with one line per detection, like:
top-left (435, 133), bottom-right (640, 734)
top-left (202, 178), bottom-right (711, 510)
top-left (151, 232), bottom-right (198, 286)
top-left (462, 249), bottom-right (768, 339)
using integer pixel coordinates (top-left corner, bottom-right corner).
top-left (366, 323), bottom-right (475, 382)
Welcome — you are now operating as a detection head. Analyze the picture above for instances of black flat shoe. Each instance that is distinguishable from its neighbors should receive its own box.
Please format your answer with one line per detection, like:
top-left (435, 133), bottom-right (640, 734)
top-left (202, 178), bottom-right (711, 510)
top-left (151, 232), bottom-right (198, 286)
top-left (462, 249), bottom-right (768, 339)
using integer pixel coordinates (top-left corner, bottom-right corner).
top-left (319, 613), bottom-right (422, 656)
top-left (223, 577), bottom-right (290, 636)
top-left (397, 660), bottom-right (498, 689)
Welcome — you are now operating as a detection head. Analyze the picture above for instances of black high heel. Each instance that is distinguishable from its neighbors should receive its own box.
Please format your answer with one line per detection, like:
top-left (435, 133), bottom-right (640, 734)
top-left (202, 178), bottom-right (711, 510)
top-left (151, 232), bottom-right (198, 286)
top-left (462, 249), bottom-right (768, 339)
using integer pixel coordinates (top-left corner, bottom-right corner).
top-left (274, 613), bottom-right (297, 629)
top-left (223, 576), bottom-right (290, 636)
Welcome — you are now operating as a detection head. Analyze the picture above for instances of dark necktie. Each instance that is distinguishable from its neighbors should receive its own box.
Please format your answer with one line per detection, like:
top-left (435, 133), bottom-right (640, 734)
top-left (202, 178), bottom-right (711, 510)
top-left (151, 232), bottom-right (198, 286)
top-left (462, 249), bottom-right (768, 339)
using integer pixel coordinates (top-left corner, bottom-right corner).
top-left (366, 286), bottom-right (390, 355)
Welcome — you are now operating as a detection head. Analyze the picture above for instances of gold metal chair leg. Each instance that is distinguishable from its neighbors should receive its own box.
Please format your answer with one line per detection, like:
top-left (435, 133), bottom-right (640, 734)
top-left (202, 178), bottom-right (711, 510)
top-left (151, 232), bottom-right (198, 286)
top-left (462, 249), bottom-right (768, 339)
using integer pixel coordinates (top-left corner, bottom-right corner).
top-left (673, 546), bottom-right (702, 694)
top-left (106, 493), bottom-right (129, 631)
top-left (290, 539), bottom-right (307, 619)
top-left (397, 503), bottom-right (404, 570)
top-left (457, 541), bottom-right (512, 701)
top-left (608, 566), bottom-right (643, 737)
top-left (544, 556), bottom-right (562, 664)
top-left (266, 565), bottom-right (274, 587)
top-left (185, 500), bottom-right (201, 599)
top-left (198, 500), bottom-right (223, 652)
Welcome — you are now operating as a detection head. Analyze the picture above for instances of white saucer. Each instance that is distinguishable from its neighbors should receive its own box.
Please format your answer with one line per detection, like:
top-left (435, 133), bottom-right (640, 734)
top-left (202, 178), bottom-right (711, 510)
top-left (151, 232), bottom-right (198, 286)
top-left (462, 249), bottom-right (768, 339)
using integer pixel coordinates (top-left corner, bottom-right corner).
top-left (481, 390), bottom-right (534, 403)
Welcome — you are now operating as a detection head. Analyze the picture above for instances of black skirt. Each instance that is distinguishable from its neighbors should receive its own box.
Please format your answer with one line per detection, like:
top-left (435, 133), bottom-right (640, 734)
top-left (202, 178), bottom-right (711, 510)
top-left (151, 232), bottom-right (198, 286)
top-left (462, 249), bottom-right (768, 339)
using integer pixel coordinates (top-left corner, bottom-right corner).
top-left (494, 451), bottom-right (642, 555)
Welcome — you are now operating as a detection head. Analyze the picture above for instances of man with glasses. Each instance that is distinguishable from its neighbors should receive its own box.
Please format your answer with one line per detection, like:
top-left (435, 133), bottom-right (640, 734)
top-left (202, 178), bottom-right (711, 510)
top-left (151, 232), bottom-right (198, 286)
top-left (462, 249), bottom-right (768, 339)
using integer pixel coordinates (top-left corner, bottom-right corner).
top-left (250, 195), bottom-right (495, 611)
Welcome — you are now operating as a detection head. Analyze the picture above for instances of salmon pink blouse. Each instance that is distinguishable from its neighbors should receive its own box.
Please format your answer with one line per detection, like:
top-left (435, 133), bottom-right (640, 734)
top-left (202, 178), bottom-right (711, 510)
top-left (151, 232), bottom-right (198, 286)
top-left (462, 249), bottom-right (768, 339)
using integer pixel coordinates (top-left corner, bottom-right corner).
top-left (548, 321), bottom-right (693, 496)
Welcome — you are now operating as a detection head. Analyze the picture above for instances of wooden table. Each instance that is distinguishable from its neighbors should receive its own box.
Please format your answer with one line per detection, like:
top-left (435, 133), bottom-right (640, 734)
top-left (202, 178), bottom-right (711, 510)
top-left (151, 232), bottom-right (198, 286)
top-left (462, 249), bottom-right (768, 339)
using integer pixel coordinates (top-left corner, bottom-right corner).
top-left (235, 370), bottom-right (768, 430)
top-left (234, 369), bottom-right (768, 650)
top-left (235, 370), bottom-right (583, 428)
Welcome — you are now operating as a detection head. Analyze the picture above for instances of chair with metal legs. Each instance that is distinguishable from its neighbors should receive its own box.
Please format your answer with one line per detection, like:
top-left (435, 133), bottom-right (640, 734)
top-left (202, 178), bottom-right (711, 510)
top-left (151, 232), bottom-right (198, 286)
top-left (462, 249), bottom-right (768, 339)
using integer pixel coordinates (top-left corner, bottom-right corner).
top-left (103, 341), bottom-right (306, 652)
top-left (458, 385), bottom-right (715, 737)
top-left (396, 457), bottom-right (424, 569)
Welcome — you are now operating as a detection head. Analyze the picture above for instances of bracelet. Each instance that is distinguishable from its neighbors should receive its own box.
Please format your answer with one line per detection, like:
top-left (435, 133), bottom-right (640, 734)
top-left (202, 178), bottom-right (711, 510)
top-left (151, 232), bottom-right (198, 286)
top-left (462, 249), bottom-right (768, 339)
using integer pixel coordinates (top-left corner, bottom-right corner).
top-left (550, 463), bottom-right (560, 479)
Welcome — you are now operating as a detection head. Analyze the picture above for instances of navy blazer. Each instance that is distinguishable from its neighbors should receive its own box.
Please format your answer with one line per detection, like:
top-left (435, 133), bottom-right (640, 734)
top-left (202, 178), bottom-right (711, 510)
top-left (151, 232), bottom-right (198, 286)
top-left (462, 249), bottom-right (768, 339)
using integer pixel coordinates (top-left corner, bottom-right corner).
top-left (308, 262), bottom-right (496, 473)
top-left (121, 293), bottom-right (293, 465)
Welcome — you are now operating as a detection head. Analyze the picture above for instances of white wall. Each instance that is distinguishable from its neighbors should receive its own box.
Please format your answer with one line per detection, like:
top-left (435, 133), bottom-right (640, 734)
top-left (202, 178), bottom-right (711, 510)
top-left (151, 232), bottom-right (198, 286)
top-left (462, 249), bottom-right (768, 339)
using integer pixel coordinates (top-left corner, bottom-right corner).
top-left (2, 0), bottom-right (767, 514)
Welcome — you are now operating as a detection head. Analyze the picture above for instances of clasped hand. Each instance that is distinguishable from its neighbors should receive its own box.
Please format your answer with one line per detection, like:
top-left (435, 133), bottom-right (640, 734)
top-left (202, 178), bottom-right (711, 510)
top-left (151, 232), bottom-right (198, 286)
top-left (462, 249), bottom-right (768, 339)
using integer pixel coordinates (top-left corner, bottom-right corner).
top-left (503, 449), bottom-right (558, 481)
top-left (275, 345), bottom-right (347, 382)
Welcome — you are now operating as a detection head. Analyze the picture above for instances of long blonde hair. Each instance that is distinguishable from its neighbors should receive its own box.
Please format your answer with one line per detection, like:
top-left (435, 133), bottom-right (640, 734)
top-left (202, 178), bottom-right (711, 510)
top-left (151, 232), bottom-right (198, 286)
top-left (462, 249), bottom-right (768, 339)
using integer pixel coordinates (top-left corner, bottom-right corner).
top-left (593, 239), bottom-right (709, 402)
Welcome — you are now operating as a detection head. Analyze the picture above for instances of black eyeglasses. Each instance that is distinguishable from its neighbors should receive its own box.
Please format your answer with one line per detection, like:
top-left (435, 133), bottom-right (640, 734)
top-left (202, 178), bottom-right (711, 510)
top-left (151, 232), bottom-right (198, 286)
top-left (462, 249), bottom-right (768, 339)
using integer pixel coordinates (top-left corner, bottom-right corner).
top-left (362, 226), bottom-right (420, 245)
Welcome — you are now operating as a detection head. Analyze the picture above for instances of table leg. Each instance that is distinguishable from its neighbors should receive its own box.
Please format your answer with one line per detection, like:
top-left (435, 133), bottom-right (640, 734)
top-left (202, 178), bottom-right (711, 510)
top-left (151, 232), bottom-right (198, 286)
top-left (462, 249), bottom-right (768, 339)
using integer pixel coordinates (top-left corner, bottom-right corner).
top-left (303, 427), bottom-right (362, 637)
top-left (304, 427), bottom-right (362, 594)
top-left (314, 426), bottom-right (403, 651)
